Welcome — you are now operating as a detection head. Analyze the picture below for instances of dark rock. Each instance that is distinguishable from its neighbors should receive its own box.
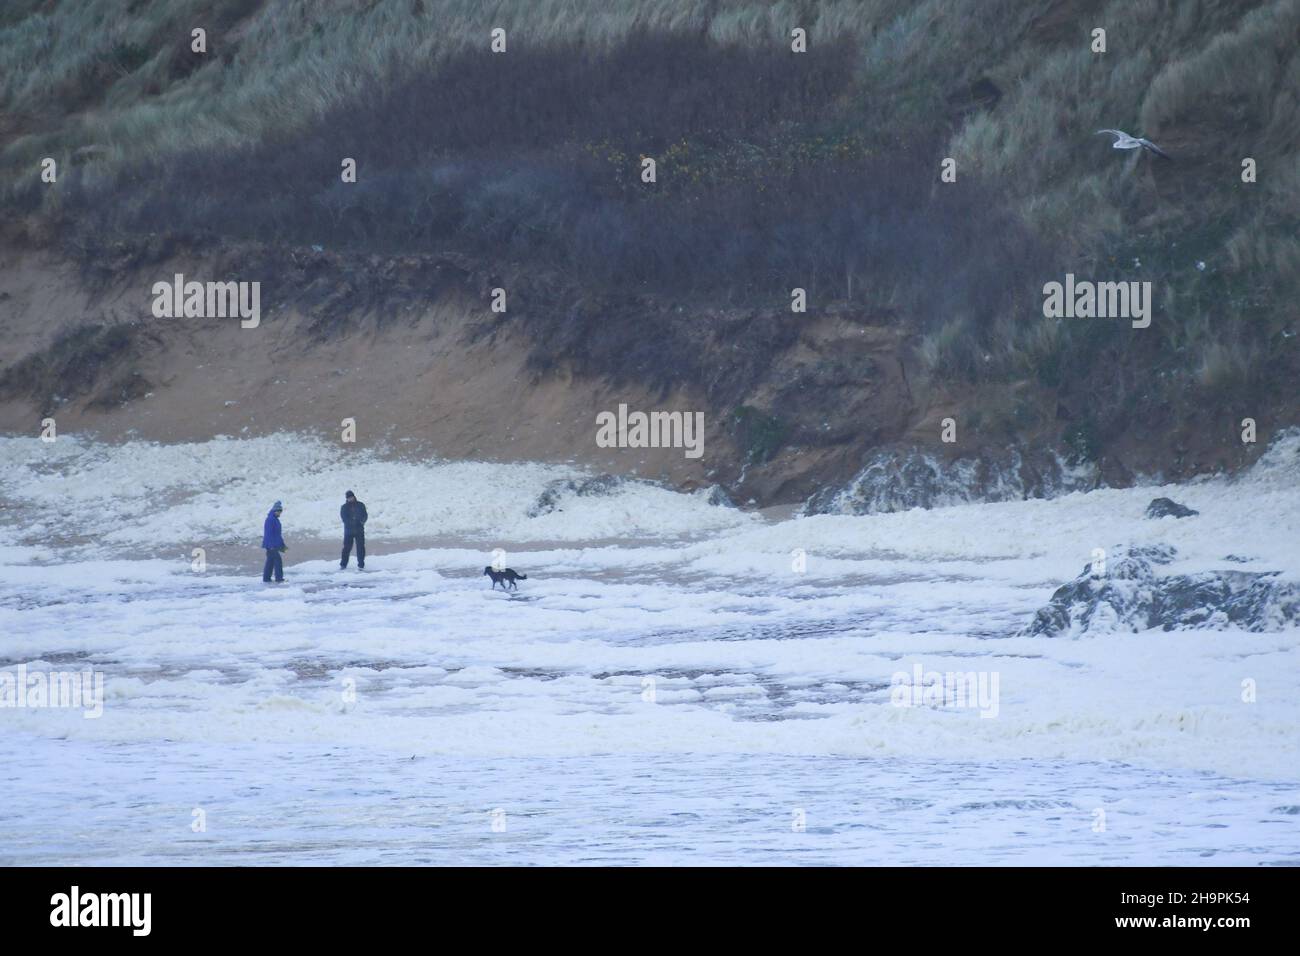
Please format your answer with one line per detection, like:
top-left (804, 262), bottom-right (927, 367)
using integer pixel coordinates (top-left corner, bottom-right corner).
top-left (1145, 497), bottom-right (1198, 519)
top-left (805, 446), bottom-right (1097, 515)
top-left (703, 485), bottom-right (736, 508)
top-left (527, 474), bottom-right (650, 518)
top-left (1022, 544), bottom-right (1300, 636)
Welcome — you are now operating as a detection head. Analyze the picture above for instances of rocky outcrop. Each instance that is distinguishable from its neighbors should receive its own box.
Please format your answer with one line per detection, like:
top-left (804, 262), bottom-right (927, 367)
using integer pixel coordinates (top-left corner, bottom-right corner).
top-left (1022, 544), bottom-right (1300, 636)
top-left (527, 474), bottom-right (652, 517)
top-left (804, 445), bottom-right (1098, 515)
top-left (701, 484), bottom-right (737, 508)
top-left (1145, 497), bottom-right (1198, 519)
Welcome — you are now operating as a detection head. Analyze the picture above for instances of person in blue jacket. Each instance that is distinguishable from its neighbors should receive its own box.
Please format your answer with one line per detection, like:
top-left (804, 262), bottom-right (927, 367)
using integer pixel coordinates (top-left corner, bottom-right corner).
top-left (261, 500), bottom-right (286, 583)
top-left (340, 490), bottom-right (368, 569)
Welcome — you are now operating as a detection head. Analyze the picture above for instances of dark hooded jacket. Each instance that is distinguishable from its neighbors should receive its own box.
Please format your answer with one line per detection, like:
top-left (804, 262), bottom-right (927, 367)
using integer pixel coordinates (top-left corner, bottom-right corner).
top-left (341, 499), bottom-right (368, 534)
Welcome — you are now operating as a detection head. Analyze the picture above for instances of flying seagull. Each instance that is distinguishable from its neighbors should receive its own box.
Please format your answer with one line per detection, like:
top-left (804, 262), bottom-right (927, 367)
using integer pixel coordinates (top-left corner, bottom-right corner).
top-left (1096, 129), bottom-right (1173, 160)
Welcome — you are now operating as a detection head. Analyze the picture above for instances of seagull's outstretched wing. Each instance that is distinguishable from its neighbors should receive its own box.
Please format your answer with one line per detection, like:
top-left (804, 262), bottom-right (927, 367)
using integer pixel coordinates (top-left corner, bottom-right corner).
top-left (1137, 138), bottom-right (1173, 160)
top-left (1095, 129), bottom-right (1125, 138)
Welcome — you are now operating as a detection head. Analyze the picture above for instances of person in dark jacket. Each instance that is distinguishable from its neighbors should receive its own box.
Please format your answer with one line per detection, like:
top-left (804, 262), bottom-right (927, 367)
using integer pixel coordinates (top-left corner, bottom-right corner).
top-left (262, 500), bottom-right (286, 583)
top-left (340, 490), bottom-right (368, 569)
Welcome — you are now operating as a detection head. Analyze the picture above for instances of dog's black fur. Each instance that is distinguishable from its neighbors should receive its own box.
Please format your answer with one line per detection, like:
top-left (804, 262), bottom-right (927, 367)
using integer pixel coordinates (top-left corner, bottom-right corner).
top-left (483, 566), bottom-right (527, 590)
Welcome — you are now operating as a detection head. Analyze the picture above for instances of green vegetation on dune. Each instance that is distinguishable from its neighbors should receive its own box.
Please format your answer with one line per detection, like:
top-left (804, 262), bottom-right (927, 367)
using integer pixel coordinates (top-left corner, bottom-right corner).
top-left (1, 0), bottom-right (1297, 466)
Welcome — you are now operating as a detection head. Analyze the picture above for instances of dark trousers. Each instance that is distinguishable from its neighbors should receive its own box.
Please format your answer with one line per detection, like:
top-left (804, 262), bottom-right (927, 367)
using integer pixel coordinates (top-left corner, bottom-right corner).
top-left (262, 548), bottom-right (283, 582)
top-left (342, 529), bottom-right (365, 568)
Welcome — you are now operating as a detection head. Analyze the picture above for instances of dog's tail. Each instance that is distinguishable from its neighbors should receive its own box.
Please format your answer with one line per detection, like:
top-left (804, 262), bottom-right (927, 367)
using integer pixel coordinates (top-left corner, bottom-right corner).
top-left (517, 573), bottom-right (527, 579)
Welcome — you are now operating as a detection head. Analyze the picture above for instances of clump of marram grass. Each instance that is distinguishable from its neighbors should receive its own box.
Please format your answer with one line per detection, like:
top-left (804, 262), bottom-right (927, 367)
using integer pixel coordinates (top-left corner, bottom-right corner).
top-left (1004, 318), bottom-right (1068, 388)
top-left (1140, 0), bottom-right (1300, 134)
top-left (0, 0), bottom-right (187, 108)
top-left (1196, 340), bottom-right (1263, 397)
top-left (1225, 222), bottom-right (1300, 281)
top-left (3, 0), bottom-right (888, 184)
top-left (917, 318), bottom-right (985, 384)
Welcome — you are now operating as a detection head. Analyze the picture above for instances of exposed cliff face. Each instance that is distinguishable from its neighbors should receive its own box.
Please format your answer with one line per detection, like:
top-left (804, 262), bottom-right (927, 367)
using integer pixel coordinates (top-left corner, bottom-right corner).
top-left (0, 239), bottom-right (1289, 508)
top-left (0, 245), bottom-right (730, 488)
top-left (0, 241), bottom-right (926, 502)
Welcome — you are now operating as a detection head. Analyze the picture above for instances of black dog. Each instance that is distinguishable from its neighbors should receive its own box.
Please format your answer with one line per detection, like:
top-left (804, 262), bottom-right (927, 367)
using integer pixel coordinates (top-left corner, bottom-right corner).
top-left (483, 566), bottom-right (527, 590)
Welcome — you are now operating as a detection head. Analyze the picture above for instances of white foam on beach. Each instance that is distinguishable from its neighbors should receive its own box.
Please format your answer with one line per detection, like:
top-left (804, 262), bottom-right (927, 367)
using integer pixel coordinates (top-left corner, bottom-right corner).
top-left (0, 433), bottom-right (753, 548)
top-left (1, 430), bottom-right (1297, 863)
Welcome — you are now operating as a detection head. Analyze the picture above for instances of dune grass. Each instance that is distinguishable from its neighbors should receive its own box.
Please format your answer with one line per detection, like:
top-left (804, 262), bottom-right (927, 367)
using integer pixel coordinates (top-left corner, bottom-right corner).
top-left (1, 0), bottom-right (1296, 442)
